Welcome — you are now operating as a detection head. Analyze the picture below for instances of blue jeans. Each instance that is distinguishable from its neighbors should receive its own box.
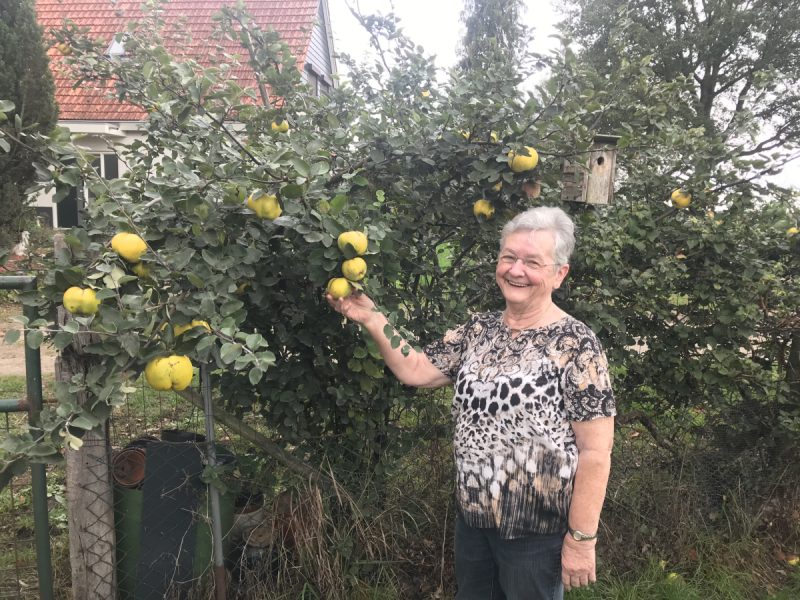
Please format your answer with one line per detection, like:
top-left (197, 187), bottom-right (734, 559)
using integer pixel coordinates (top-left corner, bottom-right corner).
top-left (455, 512), bottom-right (564, 600)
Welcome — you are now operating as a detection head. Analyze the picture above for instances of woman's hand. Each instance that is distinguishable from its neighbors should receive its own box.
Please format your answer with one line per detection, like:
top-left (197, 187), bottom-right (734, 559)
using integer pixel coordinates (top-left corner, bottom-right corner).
top-left (326, 290), bottom-right (378, 326)
top-left (561, 536), bottom-right (596, 592)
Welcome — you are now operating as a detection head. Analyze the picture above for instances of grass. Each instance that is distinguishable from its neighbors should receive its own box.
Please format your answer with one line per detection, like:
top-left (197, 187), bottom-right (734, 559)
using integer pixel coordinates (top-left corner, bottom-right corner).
top-left (567, 558), bottom-right (800, 599)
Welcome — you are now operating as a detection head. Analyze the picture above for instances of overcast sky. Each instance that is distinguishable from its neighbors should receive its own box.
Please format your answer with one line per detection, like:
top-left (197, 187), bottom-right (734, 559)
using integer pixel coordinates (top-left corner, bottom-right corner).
top-left (327, 0), bottom-right (560, 71)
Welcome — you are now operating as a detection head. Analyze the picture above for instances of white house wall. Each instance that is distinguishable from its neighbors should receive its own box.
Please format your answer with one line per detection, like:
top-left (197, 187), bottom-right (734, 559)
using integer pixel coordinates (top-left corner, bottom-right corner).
top-left (33, 121), bottom-right (140, 228)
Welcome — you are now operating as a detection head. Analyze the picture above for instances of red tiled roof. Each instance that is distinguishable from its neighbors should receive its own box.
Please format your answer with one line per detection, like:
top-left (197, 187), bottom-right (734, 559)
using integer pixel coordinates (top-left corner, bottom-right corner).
top-left (35, 0), bottom-right (320, 121)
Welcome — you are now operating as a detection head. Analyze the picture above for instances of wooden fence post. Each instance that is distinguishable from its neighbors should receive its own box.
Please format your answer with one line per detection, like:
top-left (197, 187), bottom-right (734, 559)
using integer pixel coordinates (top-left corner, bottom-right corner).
top-left (54, 232), bottom-right (117, 599)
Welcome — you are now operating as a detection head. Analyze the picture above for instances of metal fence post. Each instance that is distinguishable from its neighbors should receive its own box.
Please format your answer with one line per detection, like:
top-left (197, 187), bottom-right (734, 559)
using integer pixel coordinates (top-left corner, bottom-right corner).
top-left (0, 275), bottom-right (54, 600)
top-left (200, 363), bottom-right (227, 600)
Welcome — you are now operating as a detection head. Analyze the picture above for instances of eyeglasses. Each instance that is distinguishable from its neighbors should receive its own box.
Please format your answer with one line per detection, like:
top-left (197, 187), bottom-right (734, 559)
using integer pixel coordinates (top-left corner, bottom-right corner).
top-left (498, 253), bottom-right (561, 272)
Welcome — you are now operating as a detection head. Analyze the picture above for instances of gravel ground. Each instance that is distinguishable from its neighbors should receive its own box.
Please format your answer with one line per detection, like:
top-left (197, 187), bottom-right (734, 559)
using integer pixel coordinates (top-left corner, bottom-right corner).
top-left (0, 302), bottom-right (56, 377)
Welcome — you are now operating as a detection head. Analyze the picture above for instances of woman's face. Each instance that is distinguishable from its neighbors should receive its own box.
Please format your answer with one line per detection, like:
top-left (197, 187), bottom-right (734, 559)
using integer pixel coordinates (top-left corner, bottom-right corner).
top-left (495, 229), bottom-right (570, 310)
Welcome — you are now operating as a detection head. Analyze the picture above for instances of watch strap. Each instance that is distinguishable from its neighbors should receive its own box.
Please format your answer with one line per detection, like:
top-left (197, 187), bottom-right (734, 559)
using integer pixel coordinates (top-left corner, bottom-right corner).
top-left (568, 527), bottom-right (598, 541)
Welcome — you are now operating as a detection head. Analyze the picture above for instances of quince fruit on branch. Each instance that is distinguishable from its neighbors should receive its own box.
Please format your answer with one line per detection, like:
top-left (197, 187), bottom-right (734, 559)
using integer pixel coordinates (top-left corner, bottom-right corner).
top-left (473, 199), bottom-right (495, 219)
top-left (173, 320), bottom-right (211, 336)
top-left (144, 355), bottom-right (194, 391)
top-left (671, 188), bottom-right (692, 209)
top-left (111, 232), bottom-right (147, 263)
top-left (62, 287), bottom-right (100, 316)
top-left (327, 277), bottom-right (352, 299)
top-left (341, 257), bottom-right (367, 282)
top-left (337, 231), bottom-right (368, 255)
top-left (247, 192), bottom-right (282, 219)
top-left (507, 146), bottom-right (539, 173)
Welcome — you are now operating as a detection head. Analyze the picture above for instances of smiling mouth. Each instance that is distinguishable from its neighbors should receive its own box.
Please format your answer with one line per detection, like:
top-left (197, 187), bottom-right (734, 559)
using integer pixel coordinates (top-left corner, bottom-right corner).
top-left (505, 279), bottom-right (530, 288)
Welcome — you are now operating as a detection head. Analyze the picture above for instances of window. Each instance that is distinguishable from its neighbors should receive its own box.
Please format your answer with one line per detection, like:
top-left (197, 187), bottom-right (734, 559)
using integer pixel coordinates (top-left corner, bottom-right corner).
top-left (56, 153), bottom-right (120, 228)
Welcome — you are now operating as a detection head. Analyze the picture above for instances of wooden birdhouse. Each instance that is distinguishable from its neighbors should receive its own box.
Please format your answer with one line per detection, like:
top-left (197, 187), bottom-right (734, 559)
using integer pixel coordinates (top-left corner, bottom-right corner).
top-left (561, 134), bottom-right (620, 205)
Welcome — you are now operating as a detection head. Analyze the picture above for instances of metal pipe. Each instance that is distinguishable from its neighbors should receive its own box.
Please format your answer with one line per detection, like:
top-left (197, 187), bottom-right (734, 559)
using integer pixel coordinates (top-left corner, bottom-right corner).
top-left (200, 363), bottom-right (227, 600)
top-left (0, 275), bottom-right (36, 289)
top-left (20, 276), bottom-right (54, 600)
top-left (0, 398), bottom-right (30, 413)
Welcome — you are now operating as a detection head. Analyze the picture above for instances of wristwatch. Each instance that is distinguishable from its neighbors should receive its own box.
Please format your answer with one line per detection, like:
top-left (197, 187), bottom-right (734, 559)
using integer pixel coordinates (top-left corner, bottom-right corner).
top-left (568, 527), bottom-right (598, 541)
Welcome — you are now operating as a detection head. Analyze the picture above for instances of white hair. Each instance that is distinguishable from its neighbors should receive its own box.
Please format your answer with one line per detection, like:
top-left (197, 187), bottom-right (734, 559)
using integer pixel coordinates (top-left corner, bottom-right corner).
top-left (500, 207), bottom-right (575, 265)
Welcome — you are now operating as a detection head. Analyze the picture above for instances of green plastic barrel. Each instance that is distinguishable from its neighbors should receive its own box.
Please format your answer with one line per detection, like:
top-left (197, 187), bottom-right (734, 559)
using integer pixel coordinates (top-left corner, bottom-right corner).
top-left (114, 486), bottom-right (143, 600)
top-left (113, 486), bottom-right (234, 599)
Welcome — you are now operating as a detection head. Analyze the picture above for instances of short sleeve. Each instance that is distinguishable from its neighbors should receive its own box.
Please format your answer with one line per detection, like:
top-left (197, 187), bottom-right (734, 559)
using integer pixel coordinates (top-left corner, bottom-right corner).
top-left (561, 329), bottom-right (616, 422)
top-left (423, 320), bottom-right (470, 382)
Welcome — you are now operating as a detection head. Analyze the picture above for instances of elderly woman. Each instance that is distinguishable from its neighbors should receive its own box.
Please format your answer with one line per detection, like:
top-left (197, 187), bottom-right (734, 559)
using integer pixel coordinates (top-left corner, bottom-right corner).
top-left (327, 206), bottom-right (615, 599)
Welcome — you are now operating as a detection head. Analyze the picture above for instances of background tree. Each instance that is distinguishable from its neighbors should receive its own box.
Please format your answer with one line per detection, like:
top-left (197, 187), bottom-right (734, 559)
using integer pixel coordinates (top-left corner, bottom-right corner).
top-left (0, 0), bottom-right (58, 255)
top-left (458, 0), bottom-right (529, 72)
top-left (554, 0), bottom-right (800, 457)
top-left (561, 0), bottom-right (800, 178)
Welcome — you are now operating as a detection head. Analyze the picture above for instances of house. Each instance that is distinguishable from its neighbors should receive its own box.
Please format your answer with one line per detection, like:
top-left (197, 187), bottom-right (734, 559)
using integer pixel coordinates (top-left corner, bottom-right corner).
top-left (34, 0), bottom-right (337, 228)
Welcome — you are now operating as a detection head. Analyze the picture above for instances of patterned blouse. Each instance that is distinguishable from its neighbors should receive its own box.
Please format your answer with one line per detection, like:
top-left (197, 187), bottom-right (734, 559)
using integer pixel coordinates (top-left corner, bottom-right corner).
top-left (424, 311), bottom-right (615, 539)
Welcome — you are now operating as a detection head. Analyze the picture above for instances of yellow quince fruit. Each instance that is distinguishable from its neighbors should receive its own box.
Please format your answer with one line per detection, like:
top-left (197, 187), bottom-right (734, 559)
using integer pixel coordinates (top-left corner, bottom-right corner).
top-left (473, 199), bottom-right (495, 219)
top-left (671, 188), bottom-right (692, 209)
top-left (62, 287), bottom-right (100, 316)
top-left (271, 119), bottom-right (289, 133)
top-left (342, 257), bottom-right (367, 282)
top-left (787, 226), bottom-right (799, 237)
top-left (507, 146), bottom-right (539, 173)
top-left (326, 277), bottom-right (352, 299)
top-left (337, 231), bottom-right (368, 255)
top-left (247, 191), bottom-right (282, 220)
top-left (111, 232), bottom-right (147, 263)
top-left (173, 320), bottom-right (211, 337)
top-left (144, 355), bottom-right (193, 391)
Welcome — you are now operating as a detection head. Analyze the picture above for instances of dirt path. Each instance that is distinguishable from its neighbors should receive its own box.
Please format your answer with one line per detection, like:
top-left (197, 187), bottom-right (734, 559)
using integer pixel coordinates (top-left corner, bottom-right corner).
top-left (0, 302), bottom-right (56, 376)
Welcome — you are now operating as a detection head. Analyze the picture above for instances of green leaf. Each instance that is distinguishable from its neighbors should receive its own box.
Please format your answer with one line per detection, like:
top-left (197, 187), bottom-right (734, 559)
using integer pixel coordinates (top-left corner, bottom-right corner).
top-left (26, 330), bottom-right (44, 350)
top-left (0, 100), bottom-right (15, 113)
top-left (311, 161), bottom-right (330, 176)
top-left (220, 342), bottom-right (243, 364)
top-left (53, 331), bottom-right (73, 351)
top-left (280, 183), bottom-right (305, 199)
top-left (0, 457), bottom-right (29, 492)
top-left (303, 231), bottom-right (324, 243)
top-left (3, 329), bottom-right (20, 345)
top-left (248, 367), bottom-right (264, 385)
top-left (290, 157), bottom-right (311, 178)
top-left (119, 333), bottom-right (140, 357)
top-left (330, 194), bottom-right (348, 214)
top-left (70, 414), bottom-right (100, 430)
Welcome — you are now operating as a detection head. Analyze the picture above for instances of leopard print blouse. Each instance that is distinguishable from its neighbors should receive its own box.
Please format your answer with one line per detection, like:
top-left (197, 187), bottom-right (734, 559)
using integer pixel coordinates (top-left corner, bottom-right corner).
top-left (424, 311), bottom-right (615, 539)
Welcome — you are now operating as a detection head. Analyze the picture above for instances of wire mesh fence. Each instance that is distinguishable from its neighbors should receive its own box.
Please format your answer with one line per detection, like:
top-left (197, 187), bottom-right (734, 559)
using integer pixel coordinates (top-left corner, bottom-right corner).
top-left (101, 377), bottom-right (458, 599)
top-left (0, 411), bottom-right (40, 599)
top-left (108, 380), bottom-right (284, 599)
